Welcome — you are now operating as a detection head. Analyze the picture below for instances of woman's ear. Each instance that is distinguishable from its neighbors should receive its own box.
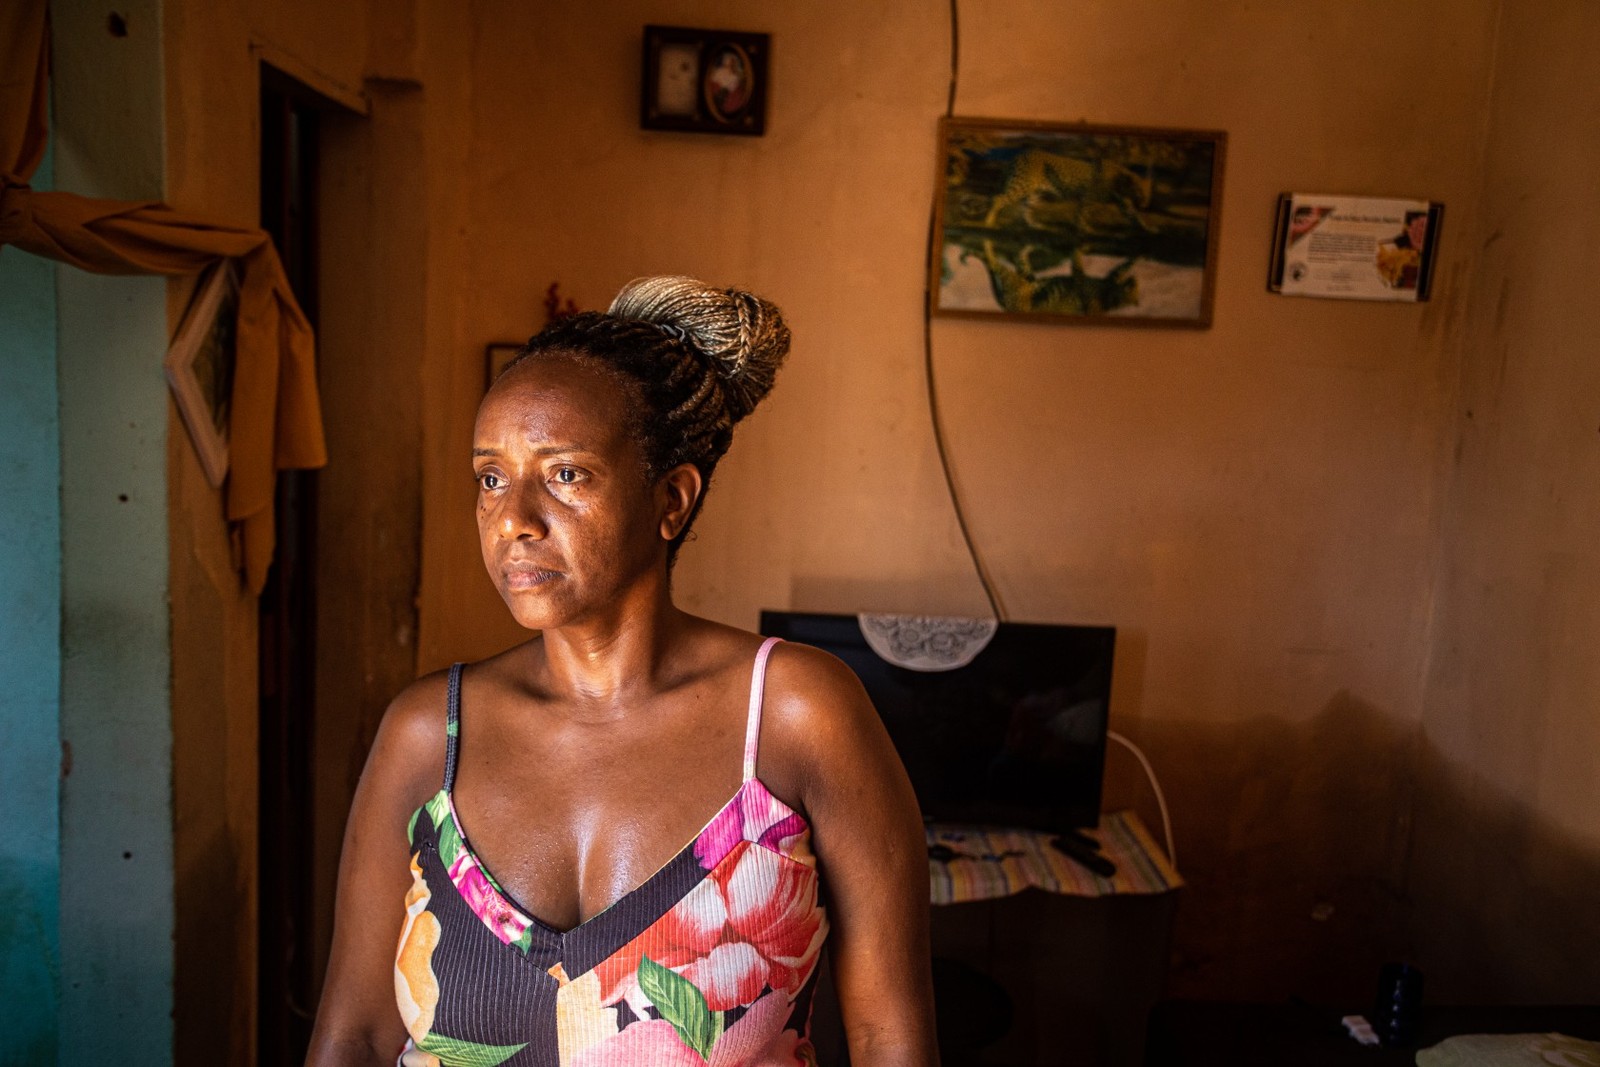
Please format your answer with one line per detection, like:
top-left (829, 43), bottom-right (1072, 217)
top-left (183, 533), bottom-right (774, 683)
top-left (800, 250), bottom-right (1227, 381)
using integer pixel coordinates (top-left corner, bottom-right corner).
top-left (658, 463), bottom-right (704, 542)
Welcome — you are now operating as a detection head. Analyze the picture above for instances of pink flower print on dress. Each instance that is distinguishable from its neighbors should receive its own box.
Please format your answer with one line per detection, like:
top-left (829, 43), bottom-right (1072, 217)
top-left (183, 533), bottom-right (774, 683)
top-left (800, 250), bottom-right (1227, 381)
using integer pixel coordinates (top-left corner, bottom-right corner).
top-left (447, 851), bottom-right (532, 947)
top-left (571, 1021), bottom-right (702, 1067)
top-left (695, 781), bottom-right (809, 871)
top-left (715, 842), bottom-right (827, 998)
top-left (595, 876), bottom-right (728, 1009)
top-left (597, 841), bottom-right (827, 1013)
top-left (570, 992), bottom-right (806, 1067)
top-left (677, 941), bottom-right (767, 1012)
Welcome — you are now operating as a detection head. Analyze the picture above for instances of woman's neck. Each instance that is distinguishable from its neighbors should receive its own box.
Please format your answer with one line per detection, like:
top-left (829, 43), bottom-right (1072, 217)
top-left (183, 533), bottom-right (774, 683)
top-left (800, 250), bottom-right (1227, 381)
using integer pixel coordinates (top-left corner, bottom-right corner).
top-left (533, 590), bottom-right (690, 711)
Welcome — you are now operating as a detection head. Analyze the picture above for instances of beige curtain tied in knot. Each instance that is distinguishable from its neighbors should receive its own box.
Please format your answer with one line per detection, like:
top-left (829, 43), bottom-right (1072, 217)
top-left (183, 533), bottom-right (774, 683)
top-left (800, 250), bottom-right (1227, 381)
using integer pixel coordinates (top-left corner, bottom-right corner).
top-left (1, 0), bottom-right (327, 594)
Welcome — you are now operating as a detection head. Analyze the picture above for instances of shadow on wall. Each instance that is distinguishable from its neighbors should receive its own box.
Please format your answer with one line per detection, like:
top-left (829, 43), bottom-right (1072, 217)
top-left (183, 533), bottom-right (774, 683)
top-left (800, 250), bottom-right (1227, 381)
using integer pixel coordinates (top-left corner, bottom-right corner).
top-left (1121, 693), bottom-right (1414, 1004)
top-left (1407, 737), bottom-right (1600, 1004)
top-left (1111, 695), bottom-right (1600, 1005)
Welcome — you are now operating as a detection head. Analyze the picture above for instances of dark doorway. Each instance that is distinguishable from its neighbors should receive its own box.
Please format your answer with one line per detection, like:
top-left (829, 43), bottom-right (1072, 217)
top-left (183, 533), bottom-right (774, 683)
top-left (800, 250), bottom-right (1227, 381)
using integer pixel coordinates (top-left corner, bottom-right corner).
top-left (253, 68), bottom-right (428, 1065)
top-left (258, 64), bottom-right (325, 1066)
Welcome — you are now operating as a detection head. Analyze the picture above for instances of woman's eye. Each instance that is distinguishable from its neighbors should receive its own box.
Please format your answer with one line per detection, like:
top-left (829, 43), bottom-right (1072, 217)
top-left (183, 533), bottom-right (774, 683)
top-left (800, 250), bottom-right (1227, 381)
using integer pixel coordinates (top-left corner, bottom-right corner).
top-left (553, 467), bottom-right (581, 485)
top-left (477, 471), bottom-right (504, 491)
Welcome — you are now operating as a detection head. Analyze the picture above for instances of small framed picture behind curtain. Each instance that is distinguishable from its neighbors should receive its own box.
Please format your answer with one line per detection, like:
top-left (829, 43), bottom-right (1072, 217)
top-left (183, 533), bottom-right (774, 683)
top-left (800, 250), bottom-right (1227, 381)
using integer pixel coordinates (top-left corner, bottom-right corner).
top-left (641, 25), bottom-right (769, 136)
top-left (164, 260), bottom-right (239, 487)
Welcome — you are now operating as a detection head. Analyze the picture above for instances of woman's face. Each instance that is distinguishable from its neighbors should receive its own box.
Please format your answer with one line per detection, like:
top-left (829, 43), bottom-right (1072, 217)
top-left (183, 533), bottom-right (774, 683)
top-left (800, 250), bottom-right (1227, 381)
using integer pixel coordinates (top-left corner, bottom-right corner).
top-left (472, 355), bottom-right (684, 631)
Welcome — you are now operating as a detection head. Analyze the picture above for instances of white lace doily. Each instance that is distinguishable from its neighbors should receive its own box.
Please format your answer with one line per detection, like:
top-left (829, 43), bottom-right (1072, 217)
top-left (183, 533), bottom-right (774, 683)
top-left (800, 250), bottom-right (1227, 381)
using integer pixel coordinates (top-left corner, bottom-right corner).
top-left (856, 613), bottom-right (999, 672)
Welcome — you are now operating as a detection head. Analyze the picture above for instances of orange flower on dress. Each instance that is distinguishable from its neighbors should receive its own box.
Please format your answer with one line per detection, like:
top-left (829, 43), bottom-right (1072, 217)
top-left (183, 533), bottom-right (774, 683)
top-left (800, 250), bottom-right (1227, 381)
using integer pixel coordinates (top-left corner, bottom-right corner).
top-left (395, 852), bottom-right (443, 1040)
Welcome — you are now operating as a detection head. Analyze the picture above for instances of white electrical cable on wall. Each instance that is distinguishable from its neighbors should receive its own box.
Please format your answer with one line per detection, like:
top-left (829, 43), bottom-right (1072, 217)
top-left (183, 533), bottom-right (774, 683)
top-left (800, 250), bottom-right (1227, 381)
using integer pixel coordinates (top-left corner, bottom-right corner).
top-left (1106, 729), bottom-right (1176, 870)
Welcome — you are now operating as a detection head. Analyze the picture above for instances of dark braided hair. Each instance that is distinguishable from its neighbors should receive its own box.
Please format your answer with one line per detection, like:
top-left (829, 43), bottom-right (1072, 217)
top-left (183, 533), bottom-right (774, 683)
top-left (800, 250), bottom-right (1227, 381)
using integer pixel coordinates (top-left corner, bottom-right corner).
top-left (498, 276), bottom-right (790, 564)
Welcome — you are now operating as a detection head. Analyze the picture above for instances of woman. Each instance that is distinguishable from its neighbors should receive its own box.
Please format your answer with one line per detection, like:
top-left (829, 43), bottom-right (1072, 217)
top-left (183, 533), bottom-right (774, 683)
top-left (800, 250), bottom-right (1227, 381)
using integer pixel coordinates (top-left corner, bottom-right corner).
top-left (307, 277), bottom-right (937, 1066)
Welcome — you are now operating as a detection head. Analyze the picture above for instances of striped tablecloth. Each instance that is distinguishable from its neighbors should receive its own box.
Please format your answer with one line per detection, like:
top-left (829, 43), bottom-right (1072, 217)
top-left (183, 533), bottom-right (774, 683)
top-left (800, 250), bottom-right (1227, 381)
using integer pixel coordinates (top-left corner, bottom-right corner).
top-left (927, 810), bottom-right (1182, 905)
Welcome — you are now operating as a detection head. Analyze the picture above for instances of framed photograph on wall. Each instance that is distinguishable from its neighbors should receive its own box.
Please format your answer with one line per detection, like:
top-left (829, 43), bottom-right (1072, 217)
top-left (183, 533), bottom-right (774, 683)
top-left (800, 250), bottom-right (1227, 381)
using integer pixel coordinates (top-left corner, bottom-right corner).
top-left (164, 260), bottom-right (239, 487)
top-left (931, 117), bottom-right (1227, 328)
top-left (1268, 193), bottom-right (1443, 301)
top-left (641, 25), bottom-right (769, 136)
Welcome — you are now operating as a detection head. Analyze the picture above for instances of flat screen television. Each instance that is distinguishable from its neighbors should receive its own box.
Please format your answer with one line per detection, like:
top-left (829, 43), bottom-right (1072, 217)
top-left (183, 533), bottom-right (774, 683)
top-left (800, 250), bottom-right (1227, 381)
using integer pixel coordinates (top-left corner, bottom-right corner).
top-left (758, 611), bottom-right (1114, 833)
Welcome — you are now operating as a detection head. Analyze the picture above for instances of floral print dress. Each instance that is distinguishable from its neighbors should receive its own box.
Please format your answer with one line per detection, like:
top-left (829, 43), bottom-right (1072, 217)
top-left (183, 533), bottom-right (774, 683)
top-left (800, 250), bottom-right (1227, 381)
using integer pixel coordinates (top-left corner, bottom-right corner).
top-left (394, 638), bottom-right (829, 1066)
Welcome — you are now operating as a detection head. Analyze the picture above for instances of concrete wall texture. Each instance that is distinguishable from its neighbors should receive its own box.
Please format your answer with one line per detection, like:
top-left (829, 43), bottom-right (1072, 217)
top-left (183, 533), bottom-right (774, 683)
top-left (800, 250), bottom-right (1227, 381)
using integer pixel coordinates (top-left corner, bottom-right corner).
top-left (0, 0), bottom-right (175, 1055)
top-left (52, 0), bottom-right (175, 1061)
top-left (5, 0), bottom-right (1596, 1056)
top-left (0, 139), bottom-right (62, 1067)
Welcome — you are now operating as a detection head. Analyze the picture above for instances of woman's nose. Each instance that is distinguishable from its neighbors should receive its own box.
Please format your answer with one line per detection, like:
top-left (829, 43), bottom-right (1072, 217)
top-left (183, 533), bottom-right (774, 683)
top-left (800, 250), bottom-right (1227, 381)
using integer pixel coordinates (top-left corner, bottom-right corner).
top-left (500, 483), bottom-right (549, 540)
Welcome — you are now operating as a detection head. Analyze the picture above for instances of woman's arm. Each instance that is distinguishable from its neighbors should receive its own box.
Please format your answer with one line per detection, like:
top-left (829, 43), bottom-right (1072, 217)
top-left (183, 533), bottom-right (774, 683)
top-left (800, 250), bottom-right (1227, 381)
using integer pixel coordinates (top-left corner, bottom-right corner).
top-left (304, 674), bottom-right (447, 1067)
top-left (764, 645), bottom-right (940, 1067)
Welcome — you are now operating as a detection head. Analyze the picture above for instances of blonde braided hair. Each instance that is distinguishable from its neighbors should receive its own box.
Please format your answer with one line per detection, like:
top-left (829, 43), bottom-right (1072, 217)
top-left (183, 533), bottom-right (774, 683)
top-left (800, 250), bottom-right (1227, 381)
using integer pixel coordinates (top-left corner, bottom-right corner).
top-left (607, 276), bottom-right (788, 423)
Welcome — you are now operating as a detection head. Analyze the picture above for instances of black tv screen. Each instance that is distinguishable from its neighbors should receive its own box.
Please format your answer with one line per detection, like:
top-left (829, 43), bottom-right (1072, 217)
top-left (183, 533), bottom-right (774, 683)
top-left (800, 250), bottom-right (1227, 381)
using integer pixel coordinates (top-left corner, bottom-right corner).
top-left (759, 611), bottom-right (1114, 833)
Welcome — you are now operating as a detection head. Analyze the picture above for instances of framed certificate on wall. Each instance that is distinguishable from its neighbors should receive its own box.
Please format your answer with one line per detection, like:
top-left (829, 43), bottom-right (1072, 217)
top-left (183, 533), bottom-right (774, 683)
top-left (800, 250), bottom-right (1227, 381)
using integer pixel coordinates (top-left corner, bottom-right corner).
top-left (1269, 194), bottom-right (1444, 302)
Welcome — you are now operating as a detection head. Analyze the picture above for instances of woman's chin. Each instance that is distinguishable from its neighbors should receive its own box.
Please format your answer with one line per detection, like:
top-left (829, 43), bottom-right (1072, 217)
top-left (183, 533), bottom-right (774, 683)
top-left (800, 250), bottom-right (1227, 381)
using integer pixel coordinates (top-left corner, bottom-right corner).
top-left (498, 584), bottom-right (573, 632)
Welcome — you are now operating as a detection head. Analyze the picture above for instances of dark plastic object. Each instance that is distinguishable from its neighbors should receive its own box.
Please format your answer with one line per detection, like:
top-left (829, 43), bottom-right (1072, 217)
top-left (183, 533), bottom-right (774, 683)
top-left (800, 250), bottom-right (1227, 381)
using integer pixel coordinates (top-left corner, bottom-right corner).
top-left (1373, 962), bottom-right (1425, 1046)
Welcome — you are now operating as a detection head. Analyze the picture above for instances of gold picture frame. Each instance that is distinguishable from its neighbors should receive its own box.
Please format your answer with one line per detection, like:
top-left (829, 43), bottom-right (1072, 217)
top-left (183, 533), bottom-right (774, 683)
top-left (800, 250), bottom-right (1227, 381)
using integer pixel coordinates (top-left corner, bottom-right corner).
top-left (931, 117), bottom-right (1227, 328)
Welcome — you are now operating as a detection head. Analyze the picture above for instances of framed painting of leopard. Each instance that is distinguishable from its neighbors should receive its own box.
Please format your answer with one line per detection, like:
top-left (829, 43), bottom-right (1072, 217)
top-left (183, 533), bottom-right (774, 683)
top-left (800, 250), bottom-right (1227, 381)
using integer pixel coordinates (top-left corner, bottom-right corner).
top-left (931, 117), bottom-right (1227, 328)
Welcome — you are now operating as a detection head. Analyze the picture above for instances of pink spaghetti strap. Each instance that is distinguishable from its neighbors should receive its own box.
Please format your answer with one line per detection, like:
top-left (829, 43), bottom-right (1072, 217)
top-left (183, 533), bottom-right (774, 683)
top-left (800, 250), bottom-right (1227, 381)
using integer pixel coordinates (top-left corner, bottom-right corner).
top-left (742, 637), bottom-right (782, 781)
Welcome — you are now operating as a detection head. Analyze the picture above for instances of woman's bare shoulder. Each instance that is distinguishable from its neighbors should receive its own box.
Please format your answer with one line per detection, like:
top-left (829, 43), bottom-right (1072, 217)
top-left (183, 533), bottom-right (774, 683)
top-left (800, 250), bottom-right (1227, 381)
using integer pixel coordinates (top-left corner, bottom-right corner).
top-left (764, 640), bottom-right (873, 713)
top-left (755, 640), bottom-right (925, 881)
top-left (365, 667), bottom-right (453, 804)
top-left (383, 667), bottom-right (452, 738)
top-left (758, 641), bottom-right (886, 788)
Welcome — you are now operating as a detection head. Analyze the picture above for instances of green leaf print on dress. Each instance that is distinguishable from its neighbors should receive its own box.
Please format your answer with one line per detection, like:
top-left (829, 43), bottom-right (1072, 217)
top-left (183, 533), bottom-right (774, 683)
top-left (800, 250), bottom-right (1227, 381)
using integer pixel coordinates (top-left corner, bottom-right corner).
top-left (426, 791), bottom-right (462, 866)
top-left (414, 1031), bottom-right (528, 1066)
top-left (638, 955), bottom-right (722, 1061)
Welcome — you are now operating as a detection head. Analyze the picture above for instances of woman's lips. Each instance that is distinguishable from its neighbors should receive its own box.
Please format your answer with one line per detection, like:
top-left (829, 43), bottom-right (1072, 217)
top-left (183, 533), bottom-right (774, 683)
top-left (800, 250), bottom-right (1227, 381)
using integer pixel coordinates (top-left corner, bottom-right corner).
top-left (503, 564), bottom-right (562, 590)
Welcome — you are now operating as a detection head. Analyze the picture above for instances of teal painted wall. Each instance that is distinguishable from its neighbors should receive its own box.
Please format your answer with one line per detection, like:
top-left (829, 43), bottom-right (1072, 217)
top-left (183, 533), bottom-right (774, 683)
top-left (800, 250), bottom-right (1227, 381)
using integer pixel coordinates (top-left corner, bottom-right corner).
top-left (0, 139), bottom-right (61, 1067)
top-left (56, 270), bottom-right (174, 1063)
top-left (52, 0), bottom-right (175, 1059)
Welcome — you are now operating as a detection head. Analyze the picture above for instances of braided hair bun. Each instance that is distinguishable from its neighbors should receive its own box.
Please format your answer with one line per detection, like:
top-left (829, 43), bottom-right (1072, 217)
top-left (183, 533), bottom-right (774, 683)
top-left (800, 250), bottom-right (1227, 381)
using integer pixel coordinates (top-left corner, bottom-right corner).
top-left (607, 276), bottom-right (790, 424)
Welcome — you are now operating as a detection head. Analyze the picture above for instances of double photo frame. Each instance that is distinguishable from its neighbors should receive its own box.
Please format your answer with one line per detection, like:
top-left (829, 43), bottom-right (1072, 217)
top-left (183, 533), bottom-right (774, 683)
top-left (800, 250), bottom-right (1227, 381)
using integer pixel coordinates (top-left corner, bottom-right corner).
top-left (641, 25), bottom-right (769, 136)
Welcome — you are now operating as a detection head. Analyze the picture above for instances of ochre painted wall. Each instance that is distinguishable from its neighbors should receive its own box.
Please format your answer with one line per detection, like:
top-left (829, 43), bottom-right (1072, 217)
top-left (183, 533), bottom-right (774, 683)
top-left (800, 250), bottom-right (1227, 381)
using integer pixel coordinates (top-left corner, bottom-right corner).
top-left (162, 0), bottom-right (372, 1059)
top-left (410, 0), bottom-right (1501, 1001)
top-left (1412, 0), bottom-right (1600, 1004)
